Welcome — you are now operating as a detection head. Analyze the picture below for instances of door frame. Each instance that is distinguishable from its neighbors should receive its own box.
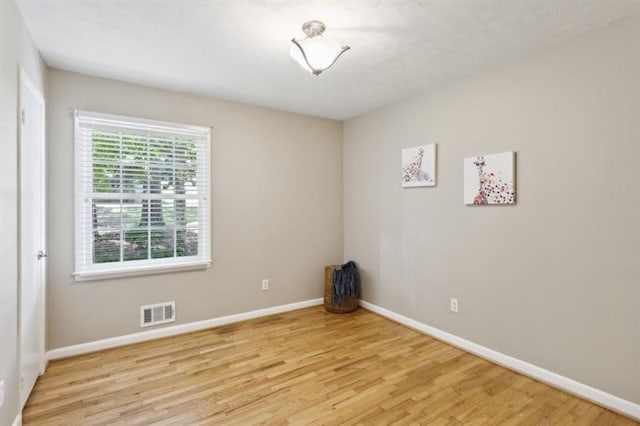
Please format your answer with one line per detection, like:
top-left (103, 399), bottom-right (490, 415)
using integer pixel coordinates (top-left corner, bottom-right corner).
top-left (18, 65), bottom-right (47, 408)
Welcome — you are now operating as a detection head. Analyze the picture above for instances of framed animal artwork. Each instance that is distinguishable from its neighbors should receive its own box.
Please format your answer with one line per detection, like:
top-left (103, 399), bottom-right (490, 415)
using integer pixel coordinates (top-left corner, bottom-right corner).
top-left (401, 144), bottom-right (436, 187)
top-left (463, 151), bottom-right (516, 205)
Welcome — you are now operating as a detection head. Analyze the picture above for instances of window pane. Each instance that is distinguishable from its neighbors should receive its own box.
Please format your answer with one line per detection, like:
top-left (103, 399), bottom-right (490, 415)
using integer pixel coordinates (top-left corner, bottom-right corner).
top-left (122, 202), bottom-right (142, 229)
top-left (92, 133), bottom-right (121, 161)
top-left (174, 199), bottom-right (185, 227)
top-left (121, 136), bottom-right (146, 160)
top-left (149, 137), bottom-right (174, 160)
top-left (93, 162), bottom-right (121, 193)
top-left (124, 228), bottom-right (149, 261)
top-left (93, 230), bottom-right (122, 263)
top-left (92, 199), bottom-right (121, 263)
top-left (179, 227), bottom-right (198, 256)
top-left (151, 229), bottom-right (174, 259)
top-left (139, 199), bottom-right (165, 227)
top-left (122, 203), bottom-right (147, 261)
top-left (93, 199), bottom-right (121, 229)
top-left (163, 200), bottom-right (176, 227)
top-left (177, 227), bottom-right (198, 257)
top-left (175, 139), bottom-right (197, 194)
top-left (122, 164), bottom-right (146, 194)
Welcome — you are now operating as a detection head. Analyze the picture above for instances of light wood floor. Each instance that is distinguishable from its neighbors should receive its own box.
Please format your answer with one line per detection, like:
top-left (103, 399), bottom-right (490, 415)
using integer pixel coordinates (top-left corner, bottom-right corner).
top-left (24, 306), bottom-right (637, 425)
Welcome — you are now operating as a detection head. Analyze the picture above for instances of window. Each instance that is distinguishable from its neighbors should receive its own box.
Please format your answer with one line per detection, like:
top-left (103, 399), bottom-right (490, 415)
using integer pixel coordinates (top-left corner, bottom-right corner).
top-left (74, 110), bottom-right (211, 280)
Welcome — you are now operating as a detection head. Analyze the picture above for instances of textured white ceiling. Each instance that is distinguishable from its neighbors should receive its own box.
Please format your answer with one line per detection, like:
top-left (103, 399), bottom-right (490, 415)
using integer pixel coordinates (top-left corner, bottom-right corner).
top-left (15, 0), bottom-right (640, 120)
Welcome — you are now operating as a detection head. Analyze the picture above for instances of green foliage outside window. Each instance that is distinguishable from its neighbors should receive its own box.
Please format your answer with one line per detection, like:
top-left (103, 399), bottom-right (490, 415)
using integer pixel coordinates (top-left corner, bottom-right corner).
top-left (91, 132), bottom-right (199, 263)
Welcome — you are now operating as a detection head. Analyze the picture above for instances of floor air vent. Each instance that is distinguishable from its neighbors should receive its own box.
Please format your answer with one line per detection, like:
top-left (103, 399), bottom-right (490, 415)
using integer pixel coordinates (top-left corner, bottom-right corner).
top-left (140, 301), bottom-right (175, 328)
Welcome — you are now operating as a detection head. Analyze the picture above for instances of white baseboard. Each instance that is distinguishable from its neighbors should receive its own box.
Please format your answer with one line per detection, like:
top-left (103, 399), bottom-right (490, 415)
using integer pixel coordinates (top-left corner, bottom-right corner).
top-left (47, 298), bottom-right (323, 361)
top-left (359, 300), bottom-right (640, 422)
top-left (12, 413), bottom-right (22, 426)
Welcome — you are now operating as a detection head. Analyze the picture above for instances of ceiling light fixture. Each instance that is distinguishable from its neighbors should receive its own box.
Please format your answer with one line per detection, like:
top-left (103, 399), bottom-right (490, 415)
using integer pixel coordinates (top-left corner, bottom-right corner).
top-left (290, 20), bottom-right (350, 76)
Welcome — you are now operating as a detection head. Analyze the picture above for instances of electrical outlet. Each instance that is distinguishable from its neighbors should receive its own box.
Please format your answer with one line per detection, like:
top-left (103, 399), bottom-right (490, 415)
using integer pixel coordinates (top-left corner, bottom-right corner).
top-left (262, 279), bottom-right (269, 290)
top-left (450, 298), bottom-right (459, 313)
top-left (0, 379), bottom-right (4, 408)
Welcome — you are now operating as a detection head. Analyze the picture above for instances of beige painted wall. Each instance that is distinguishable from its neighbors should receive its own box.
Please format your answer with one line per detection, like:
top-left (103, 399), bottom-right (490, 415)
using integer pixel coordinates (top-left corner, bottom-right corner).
top-left (343, 14), bottom-right (640, 403)
top-left (0, 0), bottom-right (46, 424)
top-left (46, 69), bottom-right (343, 349)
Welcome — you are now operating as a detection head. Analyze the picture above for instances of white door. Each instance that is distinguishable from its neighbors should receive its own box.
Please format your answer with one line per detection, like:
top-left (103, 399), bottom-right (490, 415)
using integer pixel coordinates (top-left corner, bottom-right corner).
top-left (19, 67), bottom-right (46, 409)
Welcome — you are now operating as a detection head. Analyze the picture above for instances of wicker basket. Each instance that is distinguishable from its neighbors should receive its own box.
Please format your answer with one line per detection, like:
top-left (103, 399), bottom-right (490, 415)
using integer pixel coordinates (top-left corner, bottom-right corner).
top-left (324, 265), bottom-right (359, 313)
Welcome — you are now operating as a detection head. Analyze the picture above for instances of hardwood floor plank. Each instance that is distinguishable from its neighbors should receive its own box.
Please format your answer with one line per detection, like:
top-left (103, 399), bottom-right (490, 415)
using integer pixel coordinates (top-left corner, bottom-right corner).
top-left (23, 306), bottom-right (637, 425)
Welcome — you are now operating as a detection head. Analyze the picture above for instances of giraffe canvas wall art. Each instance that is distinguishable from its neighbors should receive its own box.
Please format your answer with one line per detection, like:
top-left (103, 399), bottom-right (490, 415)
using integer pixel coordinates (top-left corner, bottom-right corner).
top-left (463, 151), bottom-right (515, 205)
top-left (402, 144), bottom-right (436, 188)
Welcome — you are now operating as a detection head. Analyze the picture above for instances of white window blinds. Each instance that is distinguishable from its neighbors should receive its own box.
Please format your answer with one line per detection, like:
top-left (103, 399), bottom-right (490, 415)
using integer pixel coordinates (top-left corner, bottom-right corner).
top-left (74, 110), bottom-right (211, 280)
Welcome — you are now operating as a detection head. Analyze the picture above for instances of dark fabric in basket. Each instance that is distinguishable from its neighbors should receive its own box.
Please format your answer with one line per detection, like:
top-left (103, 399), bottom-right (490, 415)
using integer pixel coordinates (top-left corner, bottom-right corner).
top-left (332, 261), bottom-right (360, 304)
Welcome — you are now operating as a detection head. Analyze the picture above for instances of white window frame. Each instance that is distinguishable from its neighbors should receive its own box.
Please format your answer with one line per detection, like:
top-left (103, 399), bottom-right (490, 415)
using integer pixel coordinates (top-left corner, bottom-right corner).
top-left (73, 110), bottom-right (212, 281)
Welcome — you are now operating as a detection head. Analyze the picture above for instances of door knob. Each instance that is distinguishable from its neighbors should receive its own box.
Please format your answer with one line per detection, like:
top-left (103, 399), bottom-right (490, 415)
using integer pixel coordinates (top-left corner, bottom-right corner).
top-left (37, 250), bottom-right (47, 260)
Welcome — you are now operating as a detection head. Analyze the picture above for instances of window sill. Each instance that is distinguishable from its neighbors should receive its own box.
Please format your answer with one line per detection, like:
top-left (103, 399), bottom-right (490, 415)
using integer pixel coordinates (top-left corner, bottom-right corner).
top-left (73, 259), bottom-right (212, 282)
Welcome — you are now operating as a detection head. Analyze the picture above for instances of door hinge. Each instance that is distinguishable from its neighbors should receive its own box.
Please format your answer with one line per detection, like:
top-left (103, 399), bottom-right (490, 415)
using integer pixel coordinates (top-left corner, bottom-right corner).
top-left (21, 108), bottom-right (26, 124)
top-left (20, 375), bottom-right (24, 390)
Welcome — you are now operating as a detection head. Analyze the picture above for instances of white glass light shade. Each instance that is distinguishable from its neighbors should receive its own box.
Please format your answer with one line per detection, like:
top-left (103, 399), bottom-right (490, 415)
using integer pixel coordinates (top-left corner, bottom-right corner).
top-left (290, 36), bottom-right (345, 74)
